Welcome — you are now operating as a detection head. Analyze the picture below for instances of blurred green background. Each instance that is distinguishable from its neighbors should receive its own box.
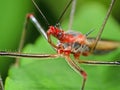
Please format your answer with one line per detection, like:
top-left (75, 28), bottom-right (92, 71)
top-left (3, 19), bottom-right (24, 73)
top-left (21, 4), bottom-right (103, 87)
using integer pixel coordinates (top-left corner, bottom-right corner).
top-left (0, 0), bottom-right (120, 90)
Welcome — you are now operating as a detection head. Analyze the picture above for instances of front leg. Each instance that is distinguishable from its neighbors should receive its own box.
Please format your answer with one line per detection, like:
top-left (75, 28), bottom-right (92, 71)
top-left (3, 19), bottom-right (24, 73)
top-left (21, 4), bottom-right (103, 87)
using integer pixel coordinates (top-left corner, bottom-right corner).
top-left (15, 14), bottom-right (48, 66)
top-left (47, 29), bottom-right (58, 49)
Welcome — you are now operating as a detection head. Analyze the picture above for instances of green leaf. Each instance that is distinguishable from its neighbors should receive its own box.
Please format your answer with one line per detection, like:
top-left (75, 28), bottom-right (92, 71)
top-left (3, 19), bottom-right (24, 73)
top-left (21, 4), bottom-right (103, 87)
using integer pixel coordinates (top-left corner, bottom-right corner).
top-left (5, 2), bottom-right (120, 90)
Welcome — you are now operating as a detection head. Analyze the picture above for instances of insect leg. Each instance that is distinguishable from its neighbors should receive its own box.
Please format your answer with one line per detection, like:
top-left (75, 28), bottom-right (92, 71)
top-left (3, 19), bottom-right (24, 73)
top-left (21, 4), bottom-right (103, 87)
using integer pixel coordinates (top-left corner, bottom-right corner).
top-left (26, 14), bottom-right (48, 40)
top-left (15, 14), bottom-right (29, 66)
top-left (78, 60), bottom-right (120, 66)
top-left (0, 51), bottom-right (59, 59)
top-left (0, 75), bottom-right (4, 90)
top-left (68, 0), bottom-right (77, 30)
top-left (90, 0), bottom-right (116, 53)
top-left (15, 14), bottom-right (48, 66)
top-left (65, 56), bottom-right (87, 90)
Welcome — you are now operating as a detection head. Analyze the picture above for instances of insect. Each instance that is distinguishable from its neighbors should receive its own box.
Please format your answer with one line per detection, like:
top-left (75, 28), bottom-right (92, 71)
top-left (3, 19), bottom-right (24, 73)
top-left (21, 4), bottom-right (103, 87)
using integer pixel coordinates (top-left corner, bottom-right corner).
top-left (0, 0), bottom-right (120, 90)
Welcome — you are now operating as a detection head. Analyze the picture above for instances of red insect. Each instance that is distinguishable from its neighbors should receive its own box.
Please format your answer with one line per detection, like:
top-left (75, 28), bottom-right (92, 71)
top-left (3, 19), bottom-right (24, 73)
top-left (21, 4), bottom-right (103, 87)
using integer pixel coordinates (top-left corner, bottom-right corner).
top-left (0, 0), bottom-right (120, 90)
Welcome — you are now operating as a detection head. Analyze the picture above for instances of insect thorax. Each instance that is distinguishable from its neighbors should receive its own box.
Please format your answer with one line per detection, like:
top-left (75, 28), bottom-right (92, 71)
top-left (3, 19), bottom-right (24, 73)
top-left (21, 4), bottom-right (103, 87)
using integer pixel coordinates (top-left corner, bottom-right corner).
top-left (57, 31), bottom-right (90, 56)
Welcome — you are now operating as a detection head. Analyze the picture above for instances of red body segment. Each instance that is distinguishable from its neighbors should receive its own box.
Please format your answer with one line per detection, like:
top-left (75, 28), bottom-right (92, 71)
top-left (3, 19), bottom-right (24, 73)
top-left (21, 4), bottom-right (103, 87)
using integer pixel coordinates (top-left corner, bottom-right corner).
top-left (47, 26), bottom-right (86, 43)
top-left (47, 26), bottom-right (90, 58)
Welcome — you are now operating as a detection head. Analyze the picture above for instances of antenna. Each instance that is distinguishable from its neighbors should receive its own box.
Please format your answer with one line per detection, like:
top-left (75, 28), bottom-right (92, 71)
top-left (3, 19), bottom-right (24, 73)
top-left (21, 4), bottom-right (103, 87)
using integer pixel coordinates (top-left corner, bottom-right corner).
top-left (56, 0), bottom-right (73, 25)
top-left (32, 0), bottom-right (50, 26)
top-left (85, 29), bottom-right (95, 36)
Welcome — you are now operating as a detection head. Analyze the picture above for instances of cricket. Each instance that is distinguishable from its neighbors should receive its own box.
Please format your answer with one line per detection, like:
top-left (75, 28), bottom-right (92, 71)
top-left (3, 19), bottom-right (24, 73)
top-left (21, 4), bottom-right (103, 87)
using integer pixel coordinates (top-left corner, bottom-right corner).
top-left (0, 0), bottom-right (120, 90)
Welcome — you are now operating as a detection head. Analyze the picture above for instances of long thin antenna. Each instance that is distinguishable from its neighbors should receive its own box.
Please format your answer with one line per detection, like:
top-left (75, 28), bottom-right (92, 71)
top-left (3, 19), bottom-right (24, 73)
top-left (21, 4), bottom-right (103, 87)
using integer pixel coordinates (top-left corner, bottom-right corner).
top-left (85, 29), bottom-right (95, 36)
top-left (56, 0), bottom-right (73, 25)
top-left (90, 0), bottom-right (116, 53)
top-left (32, 0), bottom-right (50, 26)
top-left (68, 0), bottom-right (76, 30)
